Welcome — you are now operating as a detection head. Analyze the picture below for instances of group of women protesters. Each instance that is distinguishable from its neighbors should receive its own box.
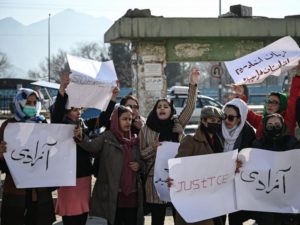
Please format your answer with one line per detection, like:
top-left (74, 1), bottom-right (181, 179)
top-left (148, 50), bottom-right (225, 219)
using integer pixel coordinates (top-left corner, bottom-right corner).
top-left (0, 62), bottom-right (300, 225)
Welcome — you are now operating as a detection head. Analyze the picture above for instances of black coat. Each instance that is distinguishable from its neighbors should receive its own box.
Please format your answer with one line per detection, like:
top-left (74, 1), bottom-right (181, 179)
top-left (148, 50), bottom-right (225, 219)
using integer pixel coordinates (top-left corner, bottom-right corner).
top-left (50, 92), bottom-right (116, 177)
top-left (234, 121), bottom-right (256, 151)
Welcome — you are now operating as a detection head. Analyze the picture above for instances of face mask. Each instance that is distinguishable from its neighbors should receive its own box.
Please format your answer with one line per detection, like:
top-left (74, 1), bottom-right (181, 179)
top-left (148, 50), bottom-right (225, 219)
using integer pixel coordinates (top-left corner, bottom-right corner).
top-left (23, 105), bottom-right (37, 117)
top-left (265, 127), bottom-right (282, 138)
top-left (206, 123), bottom-right (221, 134)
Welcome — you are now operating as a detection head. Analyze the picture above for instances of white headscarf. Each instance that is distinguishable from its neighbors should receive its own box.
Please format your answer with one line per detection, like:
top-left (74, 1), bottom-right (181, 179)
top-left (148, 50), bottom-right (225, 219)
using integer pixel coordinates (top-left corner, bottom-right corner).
top-left (222, 98), bottom-right (248, 152)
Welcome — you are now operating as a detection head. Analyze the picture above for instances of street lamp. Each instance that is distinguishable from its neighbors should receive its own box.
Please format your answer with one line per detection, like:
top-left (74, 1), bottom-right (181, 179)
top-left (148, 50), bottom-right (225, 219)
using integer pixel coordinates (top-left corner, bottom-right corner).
top-left (48, 13), bottom-right (51, 82)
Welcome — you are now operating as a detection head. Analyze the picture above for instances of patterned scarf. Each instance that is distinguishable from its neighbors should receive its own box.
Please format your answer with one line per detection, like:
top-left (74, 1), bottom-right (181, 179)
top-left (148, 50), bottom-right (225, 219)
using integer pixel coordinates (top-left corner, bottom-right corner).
top-left (13, 88), bottom-right (44, 123)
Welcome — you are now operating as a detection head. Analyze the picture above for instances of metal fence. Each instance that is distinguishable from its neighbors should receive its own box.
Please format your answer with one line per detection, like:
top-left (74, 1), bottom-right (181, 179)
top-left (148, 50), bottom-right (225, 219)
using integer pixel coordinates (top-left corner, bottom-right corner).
top-left (0, 95), bottom-right (14, 118)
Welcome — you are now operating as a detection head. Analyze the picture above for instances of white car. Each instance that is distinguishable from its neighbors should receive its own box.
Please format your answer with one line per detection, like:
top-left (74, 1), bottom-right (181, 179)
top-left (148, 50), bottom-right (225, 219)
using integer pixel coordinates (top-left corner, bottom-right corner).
top-left (168, 86), bottom-right (223, 124)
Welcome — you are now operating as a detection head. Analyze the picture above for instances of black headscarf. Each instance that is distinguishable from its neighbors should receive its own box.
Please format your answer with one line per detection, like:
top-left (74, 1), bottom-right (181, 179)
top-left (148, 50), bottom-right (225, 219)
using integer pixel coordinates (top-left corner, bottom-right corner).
top-left (146, 99), bottom-right (179, 142)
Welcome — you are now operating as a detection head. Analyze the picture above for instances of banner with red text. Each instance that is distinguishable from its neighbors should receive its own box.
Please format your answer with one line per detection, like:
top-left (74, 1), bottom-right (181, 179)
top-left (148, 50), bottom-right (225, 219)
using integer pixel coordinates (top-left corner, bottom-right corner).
top-left (168, 150), bottom-right (238, 223)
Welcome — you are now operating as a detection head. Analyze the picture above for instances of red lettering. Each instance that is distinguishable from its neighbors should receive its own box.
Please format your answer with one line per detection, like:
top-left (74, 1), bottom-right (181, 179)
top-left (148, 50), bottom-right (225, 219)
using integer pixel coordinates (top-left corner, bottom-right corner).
top-left (177, 181), bottom-right (184, 192)
top-left (206, 176), bottom-right (216, 186)
top-left (201, 179), bottom-right (207, 188)
top-left (217, 175), bottom-right (223, 185)
top-left (192, 179), bottom-right (200, 189)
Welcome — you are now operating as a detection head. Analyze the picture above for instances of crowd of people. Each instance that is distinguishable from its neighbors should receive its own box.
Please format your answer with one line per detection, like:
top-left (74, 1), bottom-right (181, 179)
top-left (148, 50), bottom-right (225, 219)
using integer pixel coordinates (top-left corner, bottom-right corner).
top-left (0, 63), bottom-right (300, 225)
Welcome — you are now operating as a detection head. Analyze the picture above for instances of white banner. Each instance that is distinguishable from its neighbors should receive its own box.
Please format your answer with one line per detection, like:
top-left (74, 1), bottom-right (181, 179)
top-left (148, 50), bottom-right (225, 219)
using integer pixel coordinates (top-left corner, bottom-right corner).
top-left (66, 82), bottom-right (112, 110)
top-left (236, 148), bottom-right (300, 213)
top-left (168, 150), bottom-right (238, 223)
top-left (66, 54), bottom-right (118, 109)
top-left (225, 36), bottom-right (300, 85)
top-left (169, 148), bottom-right (300, 223)
top-left (154, 142), bottom-right (180, 202)
top-left (4, 123), bottom-right (76, 188)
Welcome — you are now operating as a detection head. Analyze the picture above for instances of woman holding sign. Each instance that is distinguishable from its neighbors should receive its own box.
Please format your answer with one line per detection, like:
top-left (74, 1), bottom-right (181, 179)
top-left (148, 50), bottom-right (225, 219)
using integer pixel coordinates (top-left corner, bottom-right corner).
top-left (221, 98), bottom-right (256, 225)
top-left (0, 88), bottom-right (56, 225)
top-left (232, 62), bottom-right (300, 138)
top-left (249, 113), bottom-right (300, 225)
top-left (75, 105), bottom-right (144, 225)
top-left (173, 106), bottom-right (225, 225)
top-left (139, 68), bottom-right (199, 225)
top-left (50, 72), bottom-right (119, 225)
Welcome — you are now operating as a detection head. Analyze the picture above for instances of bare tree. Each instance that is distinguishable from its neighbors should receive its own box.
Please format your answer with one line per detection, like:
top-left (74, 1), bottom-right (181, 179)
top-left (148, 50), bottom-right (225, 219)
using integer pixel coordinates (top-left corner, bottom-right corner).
top-left (72, 42), bottom-right (109, 61)
top-left (0, 51), bottom-right (11, 76)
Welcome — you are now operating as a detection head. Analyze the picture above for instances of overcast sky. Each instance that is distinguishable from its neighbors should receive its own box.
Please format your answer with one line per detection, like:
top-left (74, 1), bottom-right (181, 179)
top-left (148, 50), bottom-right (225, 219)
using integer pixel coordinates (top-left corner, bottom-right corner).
top-left (0, 0), bottom-right (299, 25)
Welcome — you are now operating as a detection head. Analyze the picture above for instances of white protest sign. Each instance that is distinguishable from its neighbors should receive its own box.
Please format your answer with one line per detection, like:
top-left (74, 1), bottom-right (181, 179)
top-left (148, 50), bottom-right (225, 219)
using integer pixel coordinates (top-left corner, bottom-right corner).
top-left (154, 142), bottom-right (180, 202)
top-left (66, 55), bottom-right (118, 109)
top-left (236, 148), bottom-right (300, 213)
top-left (225, 36), bottom-right (300, 85)
top-left (4, 123), bottom-right (76, 188)
top-left (169, 150), bottom-right (238, 223)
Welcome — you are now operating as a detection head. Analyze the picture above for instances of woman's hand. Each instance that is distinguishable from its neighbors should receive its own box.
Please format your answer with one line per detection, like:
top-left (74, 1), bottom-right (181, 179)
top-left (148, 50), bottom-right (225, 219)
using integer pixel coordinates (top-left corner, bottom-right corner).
top-left (73, 126), bottom-right (83, 142)
top-left (59, 73), bottom-right (70, 96)
top-left (189, 66), bottom-right (200, 85)
top-left (167, 177), bottom-right (174, 188)
top-left (172, 119), bottom-right (184, 134)
top-left (111, 81), bottom-right (120, 102)
top-left (129, 162), bottom-right (140, 172)
top-left (235, 159), bottom-right (243, 173)
top-left (152, 136), bottom-right (161, 151)
top-left (133, 116), bottom-right (143, 130)
top-left (0, 141), bottom-right (7, 158)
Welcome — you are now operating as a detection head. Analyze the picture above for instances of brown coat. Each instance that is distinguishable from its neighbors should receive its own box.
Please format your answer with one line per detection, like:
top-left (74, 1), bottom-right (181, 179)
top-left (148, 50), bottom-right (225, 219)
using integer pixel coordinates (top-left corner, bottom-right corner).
top-left (78, 130), bottom-right (144, 225)
top-left (174, 128), bottom-right (218, 225)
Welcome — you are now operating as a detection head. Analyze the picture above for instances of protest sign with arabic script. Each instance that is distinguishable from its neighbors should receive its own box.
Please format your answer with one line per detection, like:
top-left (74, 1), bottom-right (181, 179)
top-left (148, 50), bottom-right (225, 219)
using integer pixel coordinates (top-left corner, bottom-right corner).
top-left (66, 55), bottom-right (118, 110)
top-left (154, 142), bottom-right (180, 202)
top-left (236, 148), bottom-right (300, 213)
top-left (225, 36), bottom-right (300, 85)
top-left (4, 123), bottom-right (76, 188)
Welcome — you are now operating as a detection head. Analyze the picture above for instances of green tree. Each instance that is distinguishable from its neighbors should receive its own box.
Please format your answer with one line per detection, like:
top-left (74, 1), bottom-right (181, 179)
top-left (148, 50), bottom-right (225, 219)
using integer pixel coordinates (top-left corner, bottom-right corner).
top-left (165, 63), bottom-right (183, 87)
top-left (109, 43), bottom-right (131, 87)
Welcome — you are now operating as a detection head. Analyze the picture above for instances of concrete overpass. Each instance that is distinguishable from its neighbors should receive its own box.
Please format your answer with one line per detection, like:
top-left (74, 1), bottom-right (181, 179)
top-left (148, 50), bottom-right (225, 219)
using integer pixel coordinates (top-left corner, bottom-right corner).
top-left (104, 11), bottom-right (300, 115)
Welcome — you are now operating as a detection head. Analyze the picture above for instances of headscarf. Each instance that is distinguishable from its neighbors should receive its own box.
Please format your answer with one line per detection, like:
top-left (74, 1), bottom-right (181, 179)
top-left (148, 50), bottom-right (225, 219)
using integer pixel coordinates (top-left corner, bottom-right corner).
top-left (13, 88), bottom-right (44, 123)
top-left (110, 106), bottom-right (138, 196)
top-left (263, 92), bottom-right (288, 116)
top-left (222, 98), bottom-right (248, 152)
top-left (146, 98), bottom-right (179, 142)
top-left (262, 113), bottom-right (288, 138)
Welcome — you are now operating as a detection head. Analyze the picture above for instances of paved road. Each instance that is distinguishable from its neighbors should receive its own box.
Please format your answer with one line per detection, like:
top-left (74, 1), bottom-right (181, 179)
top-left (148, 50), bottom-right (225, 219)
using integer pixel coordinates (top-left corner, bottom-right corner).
top-left (53, 215), bottom-right (256, 225)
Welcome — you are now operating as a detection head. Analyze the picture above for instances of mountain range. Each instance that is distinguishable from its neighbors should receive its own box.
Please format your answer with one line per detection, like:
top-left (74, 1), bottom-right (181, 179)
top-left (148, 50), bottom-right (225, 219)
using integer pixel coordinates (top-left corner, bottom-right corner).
top-left (0, 9), bottom-right (113, 78)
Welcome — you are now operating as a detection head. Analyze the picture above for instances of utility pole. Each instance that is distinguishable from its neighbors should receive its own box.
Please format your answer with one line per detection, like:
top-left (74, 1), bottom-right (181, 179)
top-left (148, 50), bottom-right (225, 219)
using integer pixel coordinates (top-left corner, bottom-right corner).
top-left (219, 0), bottom-right (222, 16)
top-left (48, 13), bottom-right (51, 82)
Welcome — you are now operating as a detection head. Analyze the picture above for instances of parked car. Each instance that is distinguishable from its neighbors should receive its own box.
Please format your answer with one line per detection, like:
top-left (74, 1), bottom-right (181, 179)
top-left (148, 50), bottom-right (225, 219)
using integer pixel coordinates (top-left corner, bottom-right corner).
top-left (168, 86), bottom-right (223, 124)
top-left (184, 124), bottom-right (199, 136)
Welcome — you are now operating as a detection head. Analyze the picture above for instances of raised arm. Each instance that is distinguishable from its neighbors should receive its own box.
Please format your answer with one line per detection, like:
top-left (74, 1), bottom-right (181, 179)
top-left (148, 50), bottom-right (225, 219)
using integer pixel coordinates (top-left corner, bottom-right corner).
top-left (284, 63), bottom-right (300, 135)
top-left (50, 73), bottom-right (70, 123)
top-left (177, 67), bottom-right (199, 127)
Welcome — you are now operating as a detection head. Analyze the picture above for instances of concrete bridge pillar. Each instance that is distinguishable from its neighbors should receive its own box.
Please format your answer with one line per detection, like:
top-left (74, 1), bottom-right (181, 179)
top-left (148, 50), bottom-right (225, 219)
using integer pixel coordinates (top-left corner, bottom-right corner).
top-left (131, 41), bottom-right (167, 117)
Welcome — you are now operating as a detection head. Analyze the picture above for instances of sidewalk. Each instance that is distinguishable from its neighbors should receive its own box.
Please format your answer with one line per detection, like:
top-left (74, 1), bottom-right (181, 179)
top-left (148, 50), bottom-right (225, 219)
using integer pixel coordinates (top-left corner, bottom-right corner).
top-left (54, 215), bottom-right (175, 225)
